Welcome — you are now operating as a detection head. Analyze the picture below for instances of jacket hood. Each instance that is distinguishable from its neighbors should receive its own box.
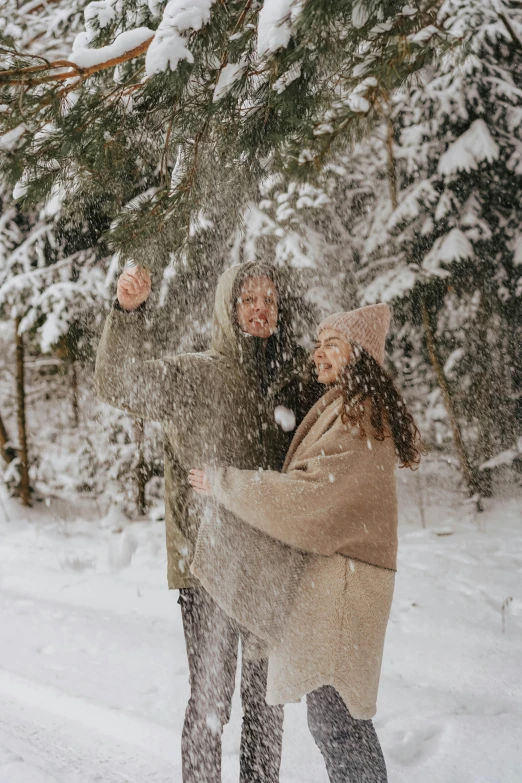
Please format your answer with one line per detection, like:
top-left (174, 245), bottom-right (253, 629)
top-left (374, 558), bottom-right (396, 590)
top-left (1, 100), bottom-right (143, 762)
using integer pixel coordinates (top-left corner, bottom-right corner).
top-left (210, 263), bottom-right (246, 360)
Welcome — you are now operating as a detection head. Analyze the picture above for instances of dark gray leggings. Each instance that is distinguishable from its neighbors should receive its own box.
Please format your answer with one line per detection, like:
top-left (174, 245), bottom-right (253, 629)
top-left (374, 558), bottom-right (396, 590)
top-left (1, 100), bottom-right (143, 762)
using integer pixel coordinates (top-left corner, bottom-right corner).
top-left (307, 686), bottom-right (388, 783)
top-left (179, 587), bottom-right (283, 783)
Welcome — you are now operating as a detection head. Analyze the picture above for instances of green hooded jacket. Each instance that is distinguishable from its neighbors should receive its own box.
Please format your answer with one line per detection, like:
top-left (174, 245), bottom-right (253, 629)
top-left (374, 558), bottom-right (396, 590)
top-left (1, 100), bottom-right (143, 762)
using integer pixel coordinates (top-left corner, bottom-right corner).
top-left (95, 262), bottom-right (320, 588)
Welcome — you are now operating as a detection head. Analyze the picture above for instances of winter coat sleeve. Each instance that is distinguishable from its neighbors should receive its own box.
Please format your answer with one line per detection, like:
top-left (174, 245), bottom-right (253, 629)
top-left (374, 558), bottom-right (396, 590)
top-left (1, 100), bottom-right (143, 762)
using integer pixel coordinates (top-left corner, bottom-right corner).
top-left (212, 424), bottom-right (382, 557)
top-left (95, 303), bottom-right (186, 422)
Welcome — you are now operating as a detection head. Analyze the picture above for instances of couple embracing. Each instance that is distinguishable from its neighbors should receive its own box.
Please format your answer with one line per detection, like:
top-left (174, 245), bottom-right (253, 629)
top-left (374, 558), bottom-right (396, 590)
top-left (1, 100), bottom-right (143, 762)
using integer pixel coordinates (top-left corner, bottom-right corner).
top-left (95, 261), bottom-right (422, 783)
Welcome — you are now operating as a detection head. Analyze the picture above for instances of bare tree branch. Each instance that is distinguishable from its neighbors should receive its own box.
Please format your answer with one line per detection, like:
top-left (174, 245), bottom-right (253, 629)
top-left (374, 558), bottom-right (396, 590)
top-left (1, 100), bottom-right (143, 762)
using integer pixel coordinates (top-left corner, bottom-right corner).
top-left (0, 36), bottom-right (154, 87)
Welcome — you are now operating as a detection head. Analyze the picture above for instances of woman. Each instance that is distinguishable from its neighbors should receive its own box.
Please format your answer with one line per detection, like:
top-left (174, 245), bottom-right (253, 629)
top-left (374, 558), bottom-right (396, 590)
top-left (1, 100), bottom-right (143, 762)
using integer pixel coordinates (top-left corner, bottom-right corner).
top-left (189, 303), bottom-right (422, 783)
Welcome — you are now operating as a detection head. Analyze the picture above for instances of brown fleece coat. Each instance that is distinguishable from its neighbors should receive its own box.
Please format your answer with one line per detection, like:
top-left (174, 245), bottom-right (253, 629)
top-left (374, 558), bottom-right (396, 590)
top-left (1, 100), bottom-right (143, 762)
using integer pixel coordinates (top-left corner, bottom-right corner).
top-left (95, 263), bottom-right (319, 589)
top-left (195, 388), bottom-right (397, 718)
top-left (213, 388), bottom-right (398, 569)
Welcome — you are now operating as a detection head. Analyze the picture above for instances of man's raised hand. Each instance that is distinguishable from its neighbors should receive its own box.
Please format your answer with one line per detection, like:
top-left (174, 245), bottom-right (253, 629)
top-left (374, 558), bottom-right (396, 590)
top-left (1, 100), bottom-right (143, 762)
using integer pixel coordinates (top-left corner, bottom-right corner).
top-left (117, 265), bottom-right (151, 311)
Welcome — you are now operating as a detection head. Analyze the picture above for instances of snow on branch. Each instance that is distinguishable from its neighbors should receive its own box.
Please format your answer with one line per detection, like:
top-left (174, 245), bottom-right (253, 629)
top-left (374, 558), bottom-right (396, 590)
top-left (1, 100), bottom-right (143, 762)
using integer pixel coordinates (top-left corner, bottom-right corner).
top-left (494, 0), bottom-right (522, 54)
top-left (213, 61), bottom-right (248, 102)
top-left (257, 0), bottom-right (303, 58)
top-left (362, 266), bottom-right (418, 303)
top-left (145, 0), bottom-right (216, 76)
top-left (422, 228), bottom-right (473, 274)
top-left (84, 0), bottom-right (118, 35)
top-left (387, 180), bottom-right (439, 232)
top-left (480, 443), bottom-right (522, 470)
top-left (0, 124), bottom-right (27, 152)
top-left (2, 0), bottom-right (219, 90)
top-left (3, 223), bottom-right (53, 270)
top-left (69, 27), bottom-right (154, 70)
top-left (0, 30), bottom-right (154, 86)
top-left (438, 119), bottom-right (499, 175)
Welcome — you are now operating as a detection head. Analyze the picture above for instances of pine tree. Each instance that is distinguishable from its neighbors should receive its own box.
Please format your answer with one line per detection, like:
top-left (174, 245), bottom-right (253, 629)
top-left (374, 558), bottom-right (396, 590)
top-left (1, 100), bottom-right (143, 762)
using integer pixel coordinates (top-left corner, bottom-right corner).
top-left (0, 1), bottom-right (116, 505)
top-left (360, 0), bottom-right (522, 495)
top-left (1, 0), bottom-right (451, 273)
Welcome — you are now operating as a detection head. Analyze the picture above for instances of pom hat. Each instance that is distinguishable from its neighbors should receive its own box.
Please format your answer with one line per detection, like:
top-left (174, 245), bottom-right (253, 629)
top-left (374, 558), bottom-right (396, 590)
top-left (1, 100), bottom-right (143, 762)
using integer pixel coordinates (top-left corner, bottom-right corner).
top-left (318, 303), bottom-right (391, 366)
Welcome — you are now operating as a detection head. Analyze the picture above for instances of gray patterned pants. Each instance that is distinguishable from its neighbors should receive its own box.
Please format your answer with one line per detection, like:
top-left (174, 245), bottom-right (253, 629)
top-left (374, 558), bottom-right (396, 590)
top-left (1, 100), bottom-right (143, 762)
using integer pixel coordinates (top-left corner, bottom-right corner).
top-left (178, 587), bottom-right (284, 783)
top-left (307, 686), bottom-right (388, 783)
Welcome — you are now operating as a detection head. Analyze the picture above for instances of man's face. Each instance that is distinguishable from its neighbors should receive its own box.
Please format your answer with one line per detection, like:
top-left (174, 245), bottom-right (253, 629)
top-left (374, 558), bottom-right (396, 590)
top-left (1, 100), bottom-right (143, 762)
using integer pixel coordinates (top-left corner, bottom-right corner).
top-left (236, 275), bottom-right (278, 339)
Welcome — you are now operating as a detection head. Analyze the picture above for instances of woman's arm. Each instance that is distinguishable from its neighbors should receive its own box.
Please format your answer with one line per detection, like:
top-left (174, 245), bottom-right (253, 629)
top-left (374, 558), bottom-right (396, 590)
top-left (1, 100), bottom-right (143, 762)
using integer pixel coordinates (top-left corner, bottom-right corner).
top-left (190, 437), bottom-right (373, 556)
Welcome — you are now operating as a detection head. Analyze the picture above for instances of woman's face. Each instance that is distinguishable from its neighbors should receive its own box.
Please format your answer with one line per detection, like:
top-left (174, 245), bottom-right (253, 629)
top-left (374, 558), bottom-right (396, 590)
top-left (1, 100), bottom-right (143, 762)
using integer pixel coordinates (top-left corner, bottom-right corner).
top-left (313, 329), bottom-right (352, 385)
top-left (236, 275), bottom-right (278, 339)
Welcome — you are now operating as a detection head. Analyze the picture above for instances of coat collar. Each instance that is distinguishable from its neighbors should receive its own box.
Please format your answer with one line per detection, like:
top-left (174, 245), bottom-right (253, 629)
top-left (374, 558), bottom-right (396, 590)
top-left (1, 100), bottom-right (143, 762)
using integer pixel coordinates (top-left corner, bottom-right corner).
top-left (282, 386), bottom-right (342, 471)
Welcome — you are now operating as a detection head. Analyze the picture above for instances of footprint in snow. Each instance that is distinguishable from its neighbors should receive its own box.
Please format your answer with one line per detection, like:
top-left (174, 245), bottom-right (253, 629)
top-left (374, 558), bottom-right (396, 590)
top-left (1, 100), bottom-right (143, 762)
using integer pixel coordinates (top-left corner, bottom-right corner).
top-left (0, 748), bottom-right (58, 783)
top-left (386, 722), bottom-right (444, 765)
top-left (0, 746), bottom-right (23, 766)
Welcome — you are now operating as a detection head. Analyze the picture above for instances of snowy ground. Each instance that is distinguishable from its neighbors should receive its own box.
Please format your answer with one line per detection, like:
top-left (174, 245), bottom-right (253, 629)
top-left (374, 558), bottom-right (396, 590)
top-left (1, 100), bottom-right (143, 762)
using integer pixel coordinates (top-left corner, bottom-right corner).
top-left (0, 469), bottom-right (521, 783)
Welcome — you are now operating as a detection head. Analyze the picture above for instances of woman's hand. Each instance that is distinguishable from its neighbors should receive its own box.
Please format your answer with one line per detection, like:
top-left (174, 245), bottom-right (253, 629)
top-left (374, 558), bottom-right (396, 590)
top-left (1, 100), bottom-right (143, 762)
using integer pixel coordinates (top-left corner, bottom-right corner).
top-left (188, 468), bottom-right (212, 496)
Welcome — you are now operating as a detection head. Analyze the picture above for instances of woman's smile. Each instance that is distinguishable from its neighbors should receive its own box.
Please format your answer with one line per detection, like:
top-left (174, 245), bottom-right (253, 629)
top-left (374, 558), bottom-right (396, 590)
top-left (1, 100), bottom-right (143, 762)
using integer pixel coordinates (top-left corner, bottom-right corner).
top-left (313, 329), bottom-right (353, 384)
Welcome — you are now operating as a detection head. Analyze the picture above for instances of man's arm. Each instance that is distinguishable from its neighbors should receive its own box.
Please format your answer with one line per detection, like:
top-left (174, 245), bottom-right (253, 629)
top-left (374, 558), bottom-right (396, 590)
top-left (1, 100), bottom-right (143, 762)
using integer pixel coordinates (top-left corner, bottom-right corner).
top-left (95, 265), bottom-right (182, 422)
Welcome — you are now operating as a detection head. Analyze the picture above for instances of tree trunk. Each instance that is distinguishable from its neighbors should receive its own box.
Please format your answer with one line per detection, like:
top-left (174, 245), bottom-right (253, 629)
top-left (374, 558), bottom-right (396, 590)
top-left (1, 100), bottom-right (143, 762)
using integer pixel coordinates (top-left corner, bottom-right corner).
top-left (497, 319), bottom-right (513, 449)
top-left (474, 295), bottom-right (494, 497)
top-left (0, 409), bottom-right (17, 465)
top-left (416, 470), bottom-right (426, 528)
top-left (133, 417), bottom-right (147, 516)
top-left (15, 318), bottom-right (31, 506)
top-left (421, 301), bottom-right (481, 502)
top-left (386, 114), bottom-right (399, 211)
top-left (70, 360), bottom-right (79, 428)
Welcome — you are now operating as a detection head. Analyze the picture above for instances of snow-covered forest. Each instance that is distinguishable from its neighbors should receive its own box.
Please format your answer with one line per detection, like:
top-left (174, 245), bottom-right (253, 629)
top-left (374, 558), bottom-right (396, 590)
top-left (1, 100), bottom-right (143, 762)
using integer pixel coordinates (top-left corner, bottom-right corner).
top-left (0, 0), bottom-right (521, 781)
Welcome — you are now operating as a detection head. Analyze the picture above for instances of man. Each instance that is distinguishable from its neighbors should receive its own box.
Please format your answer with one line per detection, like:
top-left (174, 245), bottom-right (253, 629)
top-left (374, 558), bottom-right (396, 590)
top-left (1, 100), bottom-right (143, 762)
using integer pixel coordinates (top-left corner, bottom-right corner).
top-left (95, 261), bottom-right (320, 782)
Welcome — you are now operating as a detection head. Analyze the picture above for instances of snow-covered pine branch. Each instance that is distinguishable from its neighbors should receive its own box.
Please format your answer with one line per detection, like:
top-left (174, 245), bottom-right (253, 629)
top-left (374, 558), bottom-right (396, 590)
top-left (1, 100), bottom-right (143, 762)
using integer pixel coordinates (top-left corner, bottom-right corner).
top-left (1, 0), bottom-right (451, 269)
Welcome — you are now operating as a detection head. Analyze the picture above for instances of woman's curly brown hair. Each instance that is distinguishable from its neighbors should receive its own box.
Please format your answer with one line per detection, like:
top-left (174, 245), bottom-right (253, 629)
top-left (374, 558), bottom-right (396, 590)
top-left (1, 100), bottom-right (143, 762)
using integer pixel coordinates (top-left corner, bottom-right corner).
top-left (339, 343), bottom-right (423, 469)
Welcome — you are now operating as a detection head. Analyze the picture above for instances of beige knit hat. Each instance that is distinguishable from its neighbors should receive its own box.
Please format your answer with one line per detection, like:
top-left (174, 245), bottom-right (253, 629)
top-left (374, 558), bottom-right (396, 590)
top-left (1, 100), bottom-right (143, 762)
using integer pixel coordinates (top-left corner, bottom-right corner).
top-left (318, 303), bottom-right (391, 365)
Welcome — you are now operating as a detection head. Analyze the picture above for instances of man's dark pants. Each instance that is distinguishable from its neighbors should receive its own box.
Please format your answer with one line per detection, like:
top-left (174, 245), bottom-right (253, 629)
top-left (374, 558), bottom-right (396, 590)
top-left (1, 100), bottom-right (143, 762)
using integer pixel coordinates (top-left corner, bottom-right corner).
top-left (178, 586), bottom-right (284, 783)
